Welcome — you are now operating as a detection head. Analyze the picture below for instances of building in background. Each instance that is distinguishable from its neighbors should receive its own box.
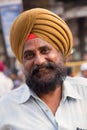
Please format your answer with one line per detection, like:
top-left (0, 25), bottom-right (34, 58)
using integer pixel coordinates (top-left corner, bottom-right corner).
top-left (61, 0), bottom-right (87, 61)
top-left (0, 0), bottom-right (23, 69)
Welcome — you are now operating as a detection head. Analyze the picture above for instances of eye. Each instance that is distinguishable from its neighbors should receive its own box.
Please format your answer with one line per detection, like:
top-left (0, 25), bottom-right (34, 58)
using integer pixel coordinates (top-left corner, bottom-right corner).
top-left (23, 51), bottom-right (35, 60)
top-left (40, 47), bottom-right (50, 54)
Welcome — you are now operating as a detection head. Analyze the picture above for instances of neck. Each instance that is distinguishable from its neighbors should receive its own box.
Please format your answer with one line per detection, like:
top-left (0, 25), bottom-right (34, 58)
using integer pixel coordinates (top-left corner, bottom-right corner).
top-left (38, 85), bottom-right (62, 115)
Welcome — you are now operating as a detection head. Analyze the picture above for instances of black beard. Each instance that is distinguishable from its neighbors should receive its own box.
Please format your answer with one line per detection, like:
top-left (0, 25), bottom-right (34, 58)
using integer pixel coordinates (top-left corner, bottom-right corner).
top-left (26, 62), bottom-right (67, 96)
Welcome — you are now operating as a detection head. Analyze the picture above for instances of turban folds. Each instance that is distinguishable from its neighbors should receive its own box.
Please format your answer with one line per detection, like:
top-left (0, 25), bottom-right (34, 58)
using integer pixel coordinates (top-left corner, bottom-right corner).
top-left (10, 8), bottom-right (73, 63)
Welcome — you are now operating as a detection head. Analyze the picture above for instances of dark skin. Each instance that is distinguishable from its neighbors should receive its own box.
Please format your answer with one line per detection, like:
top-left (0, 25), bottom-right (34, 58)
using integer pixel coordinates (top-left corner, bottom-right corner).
top-left (22, 38), bottom-right (66, 115)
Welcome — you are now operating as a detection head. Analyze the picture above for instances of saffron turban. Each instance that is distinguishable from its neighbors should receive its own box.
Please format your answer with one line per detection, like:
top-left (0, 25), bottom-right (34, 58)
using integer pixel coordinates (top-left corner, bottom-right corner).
top-left (10, 8), bottom-right (73, 63)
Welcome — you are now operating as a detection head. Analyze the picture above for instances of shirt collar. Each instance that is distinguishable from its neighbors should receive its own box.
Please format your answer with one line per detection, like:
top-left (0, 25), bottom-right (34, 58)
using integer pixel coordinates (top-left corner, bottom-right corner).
top-left (9, 83), bottom-right (31, 104)
top-left (9, 83), bottom-right (40, 104)
top-left (62, 79), bottom-right (82, 102)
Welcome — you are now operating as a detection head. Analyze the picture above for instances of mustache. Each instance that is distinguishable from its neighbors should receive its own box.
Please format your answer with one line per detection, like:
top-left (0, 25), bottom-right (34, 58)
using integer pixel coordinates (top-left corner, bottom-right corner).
top-left (31, 62), bottom-right (56, 76)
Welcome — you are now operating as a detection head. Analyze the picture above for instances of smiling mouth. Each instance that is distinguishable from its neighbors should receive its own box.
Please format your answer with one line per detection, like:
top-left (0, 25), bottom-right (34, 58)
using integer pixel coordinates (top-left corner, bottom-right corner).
top-left (34, 68), bottom-right (52, 77)
top-left (38, 68), bottom-right (48, 72)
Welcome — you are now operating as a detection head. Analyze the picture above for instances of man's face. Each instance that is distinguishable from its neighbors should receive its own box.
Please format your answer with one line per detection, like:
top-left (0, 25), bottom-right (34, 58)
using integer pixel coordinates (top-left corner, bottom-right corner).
top-left (22, 38), bottom-right (66, 95)
top-left (81, 70), bottom-right (87, 78)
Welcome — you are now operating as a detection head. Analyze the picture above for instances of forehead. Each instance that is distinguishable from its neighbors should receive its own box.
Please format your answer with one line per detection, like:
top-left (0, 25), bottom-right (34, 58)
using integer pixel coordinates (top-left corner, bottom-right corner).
top-left (23, 38), bottom-right (56, 51)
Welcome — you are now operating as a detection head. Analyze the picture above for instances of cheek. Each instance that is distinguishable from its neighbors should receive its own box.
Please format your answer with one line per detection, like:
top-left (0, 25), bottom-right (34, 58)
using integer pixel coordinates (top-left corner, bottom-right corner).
top-left (48, 53), bottom-right (63, 64)
top-left (48, 53), bottom-right (58, 61)
top-left (23, 61), bottom-right (33, 75)
top-left (51, 53), bottom-right (65, 66)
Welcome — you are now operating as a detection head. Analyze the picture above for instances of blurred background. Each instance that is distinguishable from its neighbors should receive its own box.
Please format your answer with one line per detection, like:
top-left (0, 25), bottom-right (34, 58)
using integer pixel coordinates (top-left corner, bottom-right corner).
top-left (0, 0), bottom-right (87, 76)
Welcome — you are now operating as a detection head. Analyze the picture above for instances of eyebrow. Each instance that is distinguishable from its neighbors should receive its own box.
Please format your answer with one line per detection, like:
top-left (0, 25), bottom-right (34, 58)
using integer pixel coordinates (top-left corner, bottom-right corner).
top-left (23, 50), bottom-right (34, 56)
top-left (38, 45), bottom-right (51, 50)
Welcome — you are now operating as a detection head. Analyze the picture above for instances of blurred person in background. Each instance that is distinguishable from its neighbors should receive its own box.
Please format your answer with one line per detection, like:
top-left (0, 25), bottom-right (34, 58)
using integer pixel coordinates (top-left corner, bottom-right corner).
top-left (0, 61), bottom-right (13, 97)
top-left (0, 8), bottom-right (87, 130)
top-left (9, 68), bottom-right (24, 89)
top-left (80, 62), bottom-right (87, 78)
top-left (66, 67), bottom-right (74, 77)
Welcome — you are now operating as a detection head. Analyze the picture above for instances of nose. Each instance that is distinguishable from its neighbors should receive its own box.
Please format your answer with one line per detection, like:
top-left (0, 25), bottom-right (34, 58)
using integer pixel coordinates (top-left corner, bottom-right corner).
top-left (34, 54), bottom-right (46, 66)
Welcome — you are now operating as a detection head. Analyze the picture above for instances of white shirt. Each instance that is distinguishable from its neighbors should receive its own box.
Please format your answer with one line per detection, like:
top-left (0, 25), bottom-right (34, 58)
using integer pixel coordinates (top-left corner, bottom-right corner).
top-left (0, 72), bottom-right (13, 97)
top-left (0, 76), bottom-right (87, 130)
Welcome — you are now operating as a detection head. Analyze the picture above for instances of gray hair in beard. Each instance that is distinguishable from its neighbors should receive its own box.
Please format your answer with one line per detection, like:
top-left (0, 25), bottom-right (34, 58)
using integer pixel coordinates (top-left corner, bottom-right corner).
top-left (26, 61), bottom-right (67, 95)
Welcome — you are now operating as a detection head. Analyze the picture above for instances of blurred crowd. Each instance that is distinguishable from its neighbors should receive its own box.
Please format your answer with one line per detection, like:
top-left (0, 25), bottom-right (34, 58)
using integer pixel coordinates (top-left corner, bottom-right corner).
top-left (67, 50), bottom-right (87, 77)
top-left (0, 60), bottom-right (25, 97)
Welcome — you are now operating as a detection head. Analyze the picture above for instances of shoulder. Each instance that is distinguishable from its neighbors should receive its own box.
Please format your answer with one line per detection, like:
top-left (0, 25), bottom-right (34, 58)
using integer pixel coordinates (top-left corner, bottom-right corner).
top-left (0, 83), bottom-right (30, 105)
top-left (66, 76), bottom-right (87, 86)
top-left (66, 76), bottom-right (87, 98)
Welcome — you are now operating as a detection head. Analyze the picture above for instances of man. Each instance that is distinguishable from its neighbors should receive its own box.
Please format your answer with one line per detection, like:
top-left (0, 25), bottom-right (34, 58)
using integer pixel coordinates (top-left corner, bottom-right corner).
top-left (0, 61), bottom-right (13, 97)
top-left (80, 62), bottom-right (87, 78)
top-left (0, 8), bottom-right (87, 130)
